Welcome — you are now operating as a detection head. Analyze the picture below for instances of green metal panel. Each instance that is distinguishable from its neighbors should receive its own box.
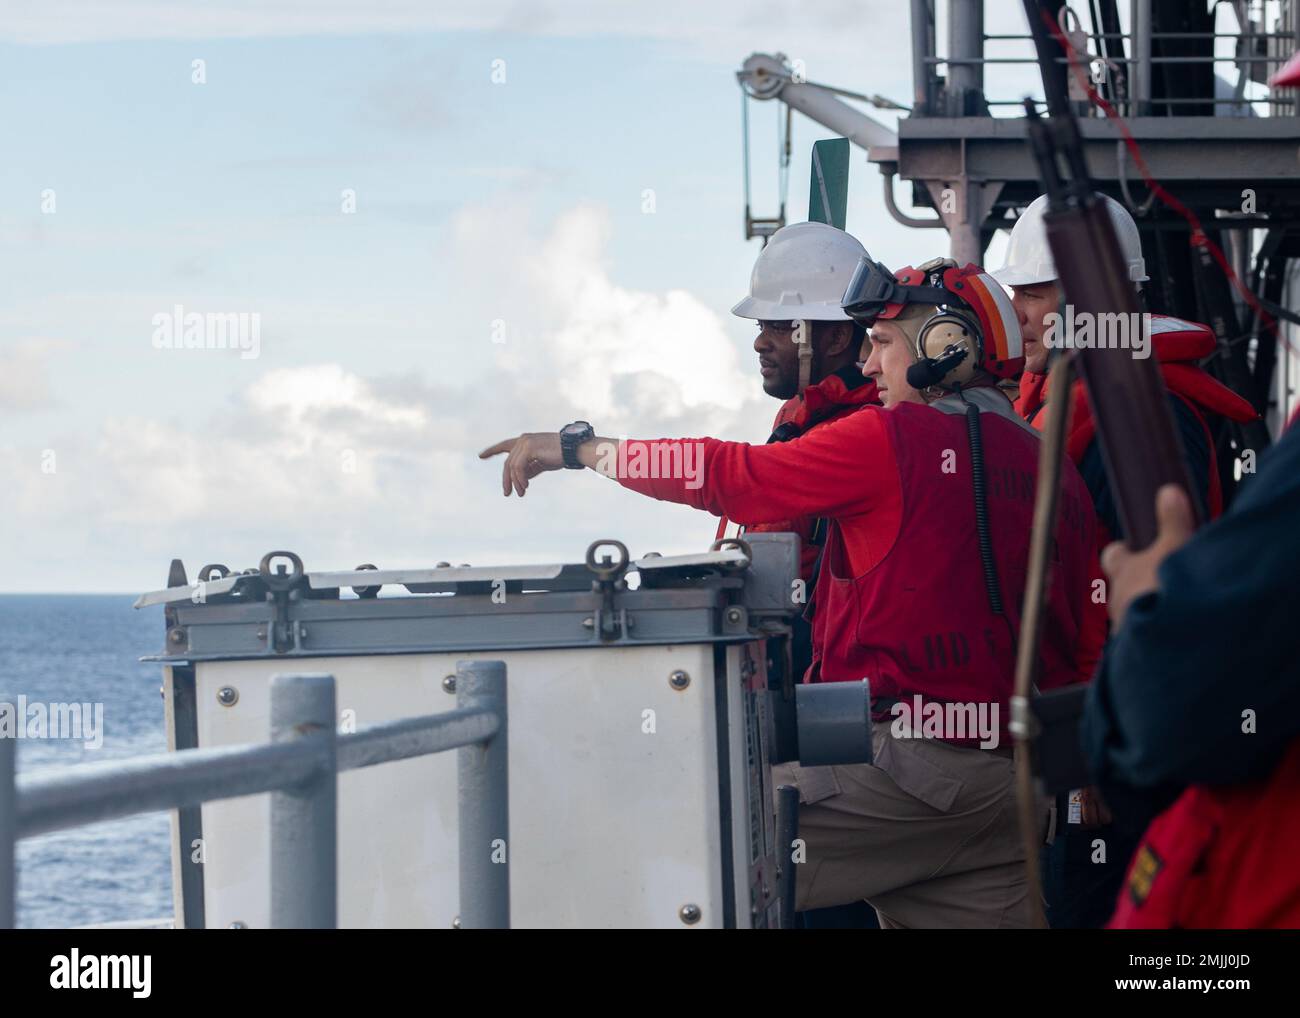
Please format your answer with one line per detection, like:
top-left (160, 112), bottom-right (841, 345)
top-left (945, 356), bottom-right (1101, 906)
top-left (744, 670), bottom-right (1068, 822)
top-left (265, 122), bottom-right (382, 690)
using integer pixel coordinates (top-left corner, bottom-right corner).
top-left (808, 138), bottom-right (850, 230)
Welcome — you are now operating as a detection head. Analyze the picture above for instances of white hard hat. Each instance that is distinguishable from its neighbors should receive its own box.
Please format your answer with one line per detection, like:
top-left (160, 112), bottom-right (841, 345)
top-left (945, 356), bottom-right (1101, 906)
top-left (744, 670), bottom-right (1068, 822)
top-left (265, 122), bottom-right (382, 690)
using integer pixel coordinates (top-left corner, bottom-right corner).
top-left (991, 193), bottom-right (1149, 288)
top-left (732, 222), bottom-right (868, 321)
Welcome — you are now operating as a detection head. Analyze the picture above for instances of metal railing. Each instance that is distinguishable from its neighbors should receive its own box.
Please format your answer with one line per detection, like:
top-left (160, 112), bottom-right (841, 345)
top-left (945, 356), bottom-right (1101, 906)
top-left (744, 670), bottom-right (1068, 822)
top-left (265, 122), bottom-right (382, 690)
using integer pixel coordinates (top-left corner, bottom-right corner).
top-left (911, 0), bottom-right (1300, 117)
top-left (0, 659), bottom-right (510, 930)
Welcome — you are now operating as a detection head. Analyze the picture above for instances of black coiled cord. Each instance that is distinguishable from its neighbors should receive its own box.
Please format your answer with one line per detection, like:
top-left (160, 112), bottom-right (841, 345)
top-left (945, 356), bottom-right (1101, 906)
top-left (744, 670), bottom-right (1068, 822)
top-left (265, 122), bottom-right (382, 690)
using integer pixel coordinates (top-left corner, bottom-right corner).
top-left (964, 395), bottom-right (1004, 616)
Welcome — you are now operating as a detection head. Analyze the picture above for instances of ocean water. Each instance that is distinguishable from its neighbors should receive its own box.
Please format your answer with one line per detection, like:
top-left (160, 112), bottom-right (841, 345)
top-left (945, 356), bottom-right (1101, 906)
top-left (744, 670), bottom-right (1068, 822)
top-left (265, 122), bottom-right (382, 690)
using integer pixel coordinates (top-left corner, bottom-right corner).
top-left (1, 595), bottom-right (172, 929)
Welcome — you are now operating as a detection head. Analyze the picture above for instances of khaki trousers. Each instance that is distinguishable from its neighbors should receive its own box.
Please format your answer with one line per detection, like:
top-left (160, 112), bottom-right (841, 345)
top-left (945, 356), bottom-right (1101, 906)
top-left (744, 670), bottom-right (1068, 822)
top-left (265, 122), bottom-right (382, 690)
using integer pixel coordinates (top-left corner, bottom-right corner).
top-left (772, 722), bottom-right (1047, 929)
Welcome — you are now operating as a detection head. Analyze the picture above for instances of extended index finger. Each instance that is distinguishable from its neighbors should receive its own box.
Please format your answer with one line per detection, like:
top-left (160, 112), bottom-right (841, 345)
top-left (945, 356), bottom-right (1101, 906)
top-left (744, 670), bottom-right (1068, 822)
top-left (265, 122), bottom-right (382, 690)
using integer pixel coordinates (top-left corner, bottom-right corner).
top-left (479, 437), bottom-right (518, 459)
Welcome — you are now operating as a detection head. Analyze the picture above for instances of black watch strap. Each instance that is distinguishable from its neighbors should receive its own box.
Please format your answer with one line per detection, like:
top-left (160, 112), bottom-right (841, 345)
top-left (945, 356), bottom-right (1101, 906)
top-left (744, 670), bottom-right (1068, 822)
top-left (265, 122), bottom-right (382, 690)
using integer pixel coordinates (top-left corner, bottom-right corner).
top-left (560, 421), bottom-right (595, 469)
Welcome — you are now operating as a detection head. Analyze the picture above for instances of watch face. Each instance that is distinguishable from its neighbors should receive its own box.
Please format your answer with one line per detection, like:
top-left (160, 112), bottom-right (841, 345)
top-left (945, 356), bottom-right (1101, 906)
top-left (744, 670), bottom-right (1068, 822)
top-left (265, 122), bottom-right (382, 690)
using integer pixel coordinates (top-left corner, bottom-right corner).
top-left (562, 421), bottom-right (592, 438)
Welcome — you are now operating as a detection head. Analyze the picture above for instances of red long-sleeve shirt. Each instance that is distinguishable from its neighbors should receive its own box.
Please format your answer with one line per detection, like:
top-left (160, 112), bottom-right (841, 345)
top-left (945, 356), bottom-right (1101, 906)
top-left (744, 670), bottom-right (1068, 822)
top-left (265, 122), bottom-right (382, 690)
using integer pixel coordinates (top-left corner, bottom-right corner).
top-left (621, 409), bottom-right (902, 577)
top-left (716, 367), bottom-right (880, 581)
top-left (614, 402), bottom-right (1104, 686)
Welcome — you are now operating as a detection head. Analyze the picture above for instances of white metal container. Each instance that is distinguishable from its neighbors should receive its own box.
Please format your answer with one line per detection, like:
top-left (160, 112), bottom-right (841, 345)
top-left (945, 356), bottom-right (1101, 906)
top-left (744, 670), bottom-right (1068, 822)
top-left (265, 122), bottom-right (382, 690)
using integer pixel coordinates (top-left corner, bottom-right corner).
top-left (142, 537), bottom-right (800, 928)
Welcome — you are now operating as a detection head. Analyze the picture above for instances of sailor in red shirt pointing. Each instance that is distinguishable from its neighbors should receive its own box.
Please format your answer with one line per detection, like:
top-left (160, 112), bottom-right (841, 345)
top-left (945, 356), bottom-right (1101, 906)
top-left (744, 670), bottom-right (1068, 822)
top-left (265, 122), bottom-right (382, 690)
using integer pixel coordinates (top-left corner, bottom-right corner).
top-left (481, 255), bottom-right (1102, 928)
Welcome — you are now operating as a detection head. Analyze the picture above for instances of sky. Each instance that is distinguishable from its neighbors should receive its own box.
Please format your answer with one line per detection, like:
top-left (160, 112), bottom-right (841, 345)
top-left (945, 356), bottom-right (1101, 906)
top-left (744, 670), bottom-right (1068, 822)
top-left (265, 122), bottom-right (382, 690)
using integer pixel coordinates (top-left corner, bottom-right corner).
top-left (0, 0), bottom-right (1240, 592)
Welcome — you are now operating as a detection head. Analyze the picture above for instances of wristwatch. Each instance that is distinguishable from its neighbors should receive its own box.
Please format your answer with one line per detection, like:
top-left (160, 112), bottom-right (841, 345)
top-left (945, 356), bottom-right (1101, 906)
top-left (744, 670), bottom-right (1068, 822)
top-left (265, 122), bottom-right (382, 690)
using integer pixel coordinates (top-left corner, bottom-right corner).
top-left (559, 421), bottom-right (595, 469)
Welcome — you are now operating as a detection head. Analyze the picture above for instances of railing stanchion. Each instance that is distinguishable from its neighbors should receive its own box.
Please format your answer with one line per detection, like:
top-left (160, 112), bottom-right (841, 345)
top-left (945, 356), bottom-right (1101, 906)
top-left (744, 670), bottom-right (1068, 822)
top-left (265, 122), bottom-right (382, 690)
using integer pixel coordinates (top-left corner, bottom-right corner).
top-left (8, 671), bottom-right (507, 929)
top-left (270, 673), bottom-right (338, 930)
top-left (456, 660), bottom-right (509, 929)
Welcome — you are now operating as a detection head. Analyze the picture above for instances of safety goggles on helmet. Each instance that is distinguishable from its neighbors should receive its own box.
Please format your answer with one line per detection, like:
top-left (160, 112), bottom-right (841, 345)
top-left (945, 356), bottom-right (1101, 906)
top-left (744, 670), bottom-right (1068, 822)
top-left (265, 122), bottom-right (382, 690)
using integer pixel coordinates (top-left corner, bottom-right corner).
top-left (841, 257), bottom-right (962, 326)
top-left (845, 258), bottom-right (1025, 381)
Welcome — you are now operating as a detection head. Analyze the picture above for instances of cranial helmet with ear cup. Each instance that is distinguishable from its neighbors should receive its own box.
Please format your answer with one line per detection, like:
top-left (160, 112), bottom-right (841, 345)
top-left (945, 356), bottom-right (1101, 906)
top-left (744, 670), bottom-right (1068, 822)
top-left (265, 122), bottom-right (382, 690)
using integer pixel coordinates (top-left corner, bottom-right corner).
top-left (843, 256), bottom-right (1025, 389)
top-left (914, 308), bottom-right (983, 388)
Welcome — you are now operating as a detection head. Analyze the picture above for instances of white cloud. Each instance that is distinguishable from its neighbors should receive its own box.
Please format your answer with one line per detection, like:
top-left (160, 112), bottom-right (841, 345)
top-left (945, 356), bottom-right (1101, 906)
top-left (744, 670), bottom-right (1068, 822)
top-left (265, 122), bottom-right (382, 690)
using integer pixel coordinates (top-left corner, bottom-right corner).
top-left (0, 201), bottom-right (771, 591)
top-left (0, 340), bottom-right (63, 412)
top-left (486, 204), bottom-right (750, 432)
top-left (245, 364), bottom-right (430, 437)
